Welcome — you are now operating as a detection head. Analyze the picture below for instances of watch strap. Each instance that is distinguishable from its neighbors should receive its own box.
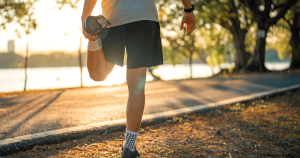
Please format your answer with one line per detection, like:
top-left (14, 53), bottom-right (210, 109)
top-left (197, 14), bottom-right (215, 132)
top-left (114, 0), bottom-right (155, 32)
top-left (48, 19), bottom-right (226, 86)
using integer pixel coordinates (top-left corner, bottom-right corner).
top-left (184, 4), bottom-right (194, 12)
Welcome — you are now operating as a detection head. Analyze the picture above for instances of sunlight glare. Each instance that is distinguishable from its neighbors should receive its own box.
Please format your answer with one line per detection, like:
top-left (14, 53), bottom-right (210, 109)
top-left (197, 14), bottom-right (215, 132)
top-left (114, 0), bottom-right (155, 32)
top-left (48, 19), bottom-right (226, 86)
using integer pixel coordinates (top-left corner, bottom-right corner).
top-left (95, 65), bottom-right (127, 86)
top-left (0, 0), bottom-right (103, 54)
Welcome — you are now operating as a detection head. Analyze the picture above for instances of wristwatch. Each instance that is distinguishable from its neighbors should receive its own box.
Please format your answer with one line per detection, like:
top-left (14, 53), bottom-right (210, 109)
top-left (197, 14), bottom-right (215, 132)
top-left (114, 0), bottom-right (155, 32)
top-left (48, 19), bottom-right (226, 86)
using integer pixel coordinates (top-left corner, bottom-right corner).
top-left (184, 4), bottom-right (194, 13)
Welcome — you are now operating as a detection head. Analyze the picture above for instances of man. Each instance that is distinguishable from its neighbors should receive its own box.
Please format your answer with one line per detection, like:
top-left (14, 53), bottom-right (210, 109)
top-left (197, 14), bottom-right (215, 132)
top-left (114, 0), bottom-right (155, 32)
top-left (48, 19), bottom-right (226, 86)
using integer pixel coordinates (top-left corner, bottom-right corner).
top-left (81, 0), bottom-right (196, 157)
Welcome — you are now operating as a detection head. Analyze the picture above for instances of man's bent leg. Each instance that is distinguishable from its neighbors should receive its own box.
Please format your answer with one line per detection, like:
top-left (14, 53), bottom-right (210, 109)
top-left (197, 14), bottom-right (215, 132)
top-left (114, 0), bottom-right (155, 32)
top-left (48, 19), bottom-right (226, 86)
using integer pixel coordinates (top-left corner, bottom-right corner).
top-left (87, 48), bottom-right (115, 81)
top-left (126, 67), bottom-right (147, 132)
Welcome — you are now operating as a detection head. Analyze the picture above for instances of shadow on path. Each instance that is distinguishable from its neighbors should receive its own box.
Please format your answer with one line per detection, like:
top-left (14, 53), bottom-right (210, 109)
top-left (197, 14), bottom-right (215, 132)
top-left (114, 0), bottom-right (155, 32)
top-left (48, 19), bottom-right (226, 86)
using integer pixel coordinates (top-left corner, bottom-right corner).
top-left (0, 93), bottom-right (46, 118)
top-left (1, 90), bottom-right (65, 139)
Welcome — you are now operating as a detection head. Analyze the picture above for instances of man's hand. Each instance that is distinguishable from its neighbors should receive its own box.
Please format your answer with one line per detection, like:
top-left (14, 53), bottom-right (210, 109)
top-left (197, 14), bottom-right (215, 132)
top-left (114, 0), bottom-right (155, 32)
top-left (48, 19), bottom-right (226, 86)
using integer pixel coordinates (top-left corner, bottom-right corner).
top-left (180, 12), bottom-right (196, 36)
top-left (82, 18), bottom-right (98, 41)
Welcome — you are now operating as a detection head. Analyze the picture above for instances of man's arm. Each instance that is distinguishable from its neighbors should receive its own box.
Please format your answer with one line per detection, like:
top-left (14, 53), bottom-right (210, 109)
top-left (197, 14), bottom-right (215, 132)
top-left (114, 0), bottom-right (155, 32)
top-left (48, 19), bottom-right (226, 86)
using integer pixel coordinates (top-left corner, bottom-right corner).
top-left (180, 0), bottom-right (196, 36)
top-left (81, 0), bottom-right (98, 41)
top-left (81, 0), bottom-right (97, 22)
top-left (181, 0), bottom-right (193, 9)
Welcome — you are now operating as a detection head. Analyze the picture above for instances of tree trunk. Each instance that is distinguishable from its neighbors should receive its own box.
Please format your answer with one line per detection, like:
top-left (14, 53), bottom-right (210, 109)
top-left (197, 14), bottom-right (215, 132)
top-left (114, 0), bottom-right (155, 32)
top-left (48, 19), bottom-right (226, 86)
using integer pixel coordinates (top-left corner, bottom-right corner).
top-left (245, 26), bottom-right (269, 72)
top-left (197, 50), bottom-right (214, 75)
top-left (210, 53), bottom-right (215, 75)
top-left (189, 51), bottom-right (193, 79)
top-left (289, 11), bottom-right (300, 69)
top-left (232, 30), bottom-right (247, 72)
top-left (148, 67), bottom-right (161, 81)
top-left (24, 34), bottom-right (29, 91)
top-left (290, 42), bottom-right (300, 69)
top-left (79, 36), bottom-right (83, 87)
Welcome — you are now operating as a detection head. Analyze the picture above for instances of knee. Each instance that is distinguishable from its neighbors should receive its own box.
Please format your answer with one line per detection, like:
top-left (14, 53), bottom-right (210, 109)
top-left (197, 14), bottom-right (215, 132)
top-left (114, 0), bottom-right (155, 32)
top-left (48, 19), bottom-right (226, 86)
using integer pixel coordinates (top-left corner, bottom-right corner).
top-left (128, 84), bottom-right (146, 95)
top-left (128, 77), bottom-right (146, 95)
top-left (89, 74), bottom-right (107, 81)
top-left (129, 88), bottom-right (145, 96)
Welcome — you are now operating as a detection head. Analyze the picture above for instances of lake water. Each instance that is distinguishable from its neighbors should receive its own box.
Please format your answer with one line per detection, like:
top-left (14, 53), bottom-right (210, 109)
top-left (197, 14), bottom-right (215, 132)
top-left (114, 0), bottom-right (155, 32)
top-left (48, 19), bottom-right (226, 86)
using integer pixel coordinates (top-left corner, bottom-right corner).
top-left (0, 62), bottom-right (290, 93)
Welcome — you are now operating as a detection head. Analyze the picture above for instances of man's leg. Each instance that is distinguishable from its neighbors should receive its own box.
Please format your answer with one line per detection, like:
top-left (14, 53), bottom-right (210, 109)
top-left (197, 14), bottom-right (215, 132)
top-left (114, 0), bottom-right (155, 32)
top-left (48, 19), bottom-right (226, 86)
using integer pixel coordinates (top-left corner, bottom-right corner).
top-left (126, 67), bottom-right (147, 131)
top-left (122, 67), bottom-right (147, 152)
top-left (87, 48), bottom-right (115, 81)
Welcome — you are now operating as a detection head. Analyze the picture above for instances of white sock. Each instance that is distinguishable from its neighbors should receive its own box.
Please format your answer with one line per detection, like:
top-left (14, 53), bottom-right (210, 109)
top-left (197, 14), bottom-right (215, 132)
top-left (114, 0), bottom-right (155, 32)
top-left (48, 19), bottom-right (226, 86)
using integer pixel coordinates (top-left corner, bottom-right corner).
top-left (87, 37), bottom-right (102, 51)
top-left (123, 129), bottom-right (139, 152)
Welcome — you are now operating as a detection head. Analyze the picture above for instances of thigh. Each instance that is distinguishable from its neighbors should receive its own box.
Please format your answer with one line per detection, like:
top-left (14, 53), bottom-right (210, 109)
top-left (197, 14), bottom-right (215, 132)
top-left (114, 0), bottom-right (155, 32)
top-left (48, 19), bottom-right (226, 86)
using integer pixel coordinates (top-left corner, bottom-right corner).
top-left (126, 67), bottom-right (147, 94)
top-left (87, 48), bottom-right (115, 76)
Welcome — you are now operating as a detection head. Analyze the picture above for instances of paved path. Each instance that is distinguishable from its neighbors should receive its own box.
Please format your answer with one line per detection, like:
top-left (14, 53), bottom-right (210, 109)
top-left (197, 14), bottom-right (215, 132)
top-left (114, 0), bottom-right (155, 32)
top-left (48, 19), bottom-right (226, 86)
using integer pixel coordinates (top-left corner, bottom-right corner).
top-left (1, 72), bottom-right (300, 140)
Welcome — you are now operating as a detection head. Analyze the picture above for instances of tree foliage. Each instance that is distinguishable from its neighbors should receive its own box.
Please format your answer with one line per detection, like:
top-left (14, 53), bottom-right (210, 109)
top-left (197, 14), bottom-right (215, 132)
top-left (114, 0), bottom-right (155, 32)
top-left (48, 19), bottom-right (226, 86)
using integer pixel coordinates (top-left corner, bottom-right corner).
top-left (0, 0), bottom-right (80, 34)
top-left (55, 0), bottom-right (80, 10)
top-left (194, 0), bottom-right (254, 72)
top-left (0, 0), bottom-right (36, 33)
top-left (282, 2), bottom-right (300, 69)
top-left (157, 0), bottom-right (232, 71)
top-left (238, 0), bottom-right (298, 72)
top-left (266, 24), bottom-right (292, 60)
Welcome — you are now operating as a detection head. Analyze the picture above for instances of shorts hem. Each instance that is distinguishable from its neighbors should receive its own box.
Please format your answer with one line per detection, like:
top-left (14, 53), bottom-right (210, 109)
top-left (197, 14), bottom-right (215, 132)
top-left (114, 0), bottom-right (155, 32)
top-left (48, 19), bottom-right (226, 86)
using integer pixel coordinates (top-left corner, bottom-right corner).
top-left (127, 63), bottom-right (163, 69)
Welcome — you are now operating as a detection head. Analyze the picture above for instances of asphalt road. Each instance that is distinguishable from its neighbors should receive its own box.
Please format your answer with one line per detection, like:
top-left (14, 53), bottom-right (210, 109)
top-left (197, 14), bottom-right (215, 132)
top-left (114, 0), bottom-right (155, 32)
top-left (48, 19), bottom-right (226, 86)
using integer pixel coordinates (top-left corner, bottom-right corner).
top-left (1, 72), bottom-right (300, 140)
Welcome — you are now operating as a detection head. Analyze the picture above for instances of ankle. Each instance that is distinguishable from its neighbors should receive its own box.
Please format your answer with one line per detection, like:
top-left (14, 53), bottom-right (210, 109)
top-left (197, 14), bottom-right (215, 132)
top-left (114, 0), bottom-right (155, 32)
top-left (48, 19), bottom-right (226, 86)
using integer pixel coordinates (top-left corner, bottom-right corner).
top-left (123, 129), bottom-right (139, 152)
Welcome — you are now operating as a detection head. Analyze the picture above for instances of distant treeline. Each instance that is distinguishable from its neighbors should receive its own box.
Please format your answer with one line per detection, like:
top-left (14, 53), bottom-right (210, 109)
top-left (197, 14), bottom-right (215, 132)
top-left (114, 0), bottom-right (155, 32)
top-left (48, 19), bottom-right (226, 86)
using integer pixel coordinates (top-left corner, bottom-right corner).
top-left (0, 52), bottom-right (87, 68)
top-left (0, 49), bottom-right (289, 68)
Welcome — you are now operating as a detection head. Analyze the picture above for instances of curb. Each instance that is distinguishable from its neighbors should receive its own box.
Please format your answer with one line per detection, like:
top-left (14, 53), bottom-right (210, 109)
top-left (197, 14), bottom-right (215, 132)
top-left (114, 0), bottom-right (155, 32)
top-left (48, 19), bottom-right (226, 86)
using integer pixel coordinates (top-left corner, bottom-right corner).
top-left (1, 84), bottom-right (300, 156)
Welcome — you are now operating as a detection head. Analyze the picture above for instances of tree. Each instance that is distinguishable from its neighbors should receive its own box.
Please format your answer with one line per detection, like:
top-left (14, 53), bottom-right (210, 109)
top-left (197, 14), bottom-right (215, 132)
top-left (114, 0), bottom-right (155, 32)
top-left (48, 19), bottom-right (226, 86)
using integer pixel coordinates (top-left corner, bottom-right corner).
top-left (14, 0), bottom-right (38, 91)
top-left (266, 24), bottom-right (292, 62)
top-left (158, 0), bottom-right (196, 78)
top-left (79, 34), bottom-right (83, 87)
top-left (64, 29), bottom-right (84, 87)
top-left (1, 0), bottom-right (82, 91)
top-left (54, 0), bottom-right (81, 10)
top-left (195, 0), bottom-right (253, 72)
top-left (182, 30), bottom-right (197, 79)
top-left (196, 48), bottom-right (215, 75)
top-left (283, 3), bottom-right (300, 69)
top-left (163, 33), bottom-right (197, 79)
top-left (58, 0), bottom-right (83, 87)
top-left (1, 2), bottom-right (35, 91)
top-left (202, 25), bottom-right (233, 72)
top-left (158, 0), bottom-right (232, 77)
top-left (239, 0), bottom-right (298, 72)
top-left (0, 0), bottom-right (26, 32)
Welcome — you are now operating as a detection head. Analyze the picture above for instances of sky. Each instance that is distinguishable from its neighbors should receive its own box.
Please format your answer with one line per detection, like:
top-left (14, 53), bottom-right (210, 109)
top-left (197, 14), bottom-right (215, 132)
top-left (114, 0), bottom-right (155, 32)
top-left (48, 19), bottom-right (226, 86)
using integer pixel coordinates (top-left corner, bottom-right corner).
top-left (0, 0), bottom-right (103, 55)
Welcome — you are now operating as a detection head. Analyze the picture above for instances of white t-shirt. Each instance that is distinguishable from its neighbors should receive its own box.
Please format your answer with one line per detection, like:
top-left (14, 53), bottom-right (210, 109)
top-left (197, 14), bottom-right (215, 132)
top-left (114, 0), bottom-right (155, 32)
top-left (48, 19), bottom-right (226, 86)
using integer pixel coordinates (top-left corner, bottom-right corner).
top-left (101, 0), bottom-right (159, 27)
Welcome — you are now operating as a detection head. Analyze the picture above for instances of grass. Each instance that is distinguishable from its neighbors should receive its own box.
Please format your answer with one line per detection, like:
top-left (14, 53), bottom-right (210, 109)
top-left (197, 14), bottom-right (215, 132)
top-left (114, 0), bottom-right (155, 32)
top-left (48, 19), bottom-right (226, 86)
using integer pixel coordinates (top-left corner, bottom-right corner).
top-left (7, 89), bottom-right (300, 157)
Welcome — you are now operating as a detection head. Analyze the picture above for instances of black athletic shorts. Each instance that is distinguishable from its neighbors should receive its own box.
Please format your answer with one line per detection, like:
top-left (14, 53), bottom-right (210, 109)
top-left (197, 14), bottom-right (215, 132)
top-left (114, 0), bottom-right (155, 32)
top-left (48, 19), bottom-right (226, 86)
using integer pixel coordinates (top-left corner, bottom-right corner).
top-left (100, 20), bottom-right (163, 69)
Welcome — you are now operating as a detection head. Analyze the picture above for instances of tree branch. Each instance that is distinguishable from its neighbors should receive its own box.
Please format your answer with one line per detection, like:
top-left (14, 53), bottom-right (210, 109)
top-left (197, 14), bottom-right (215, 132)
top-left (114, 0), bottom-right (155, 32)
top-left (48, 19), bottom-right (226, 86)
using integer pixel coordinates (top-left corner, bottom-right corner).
top-left (263, 0), bottom-right (272, 18)
top-left (219, 18), bottom-right (233, 32)
top-left (214, 0), bottom-right (222, 4)
top-left (268, 0), bottom-right (298, 27)
top-left (273, 4), bottom-right (284, 10)
top-left (228, 0), bottom-right (238, 13)
top-left (238, 0), bottom-right (246, 5)
top-left (213, 0), bottom-right (229, 12)
top-left (238, 0), bottom-right (263, 22)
